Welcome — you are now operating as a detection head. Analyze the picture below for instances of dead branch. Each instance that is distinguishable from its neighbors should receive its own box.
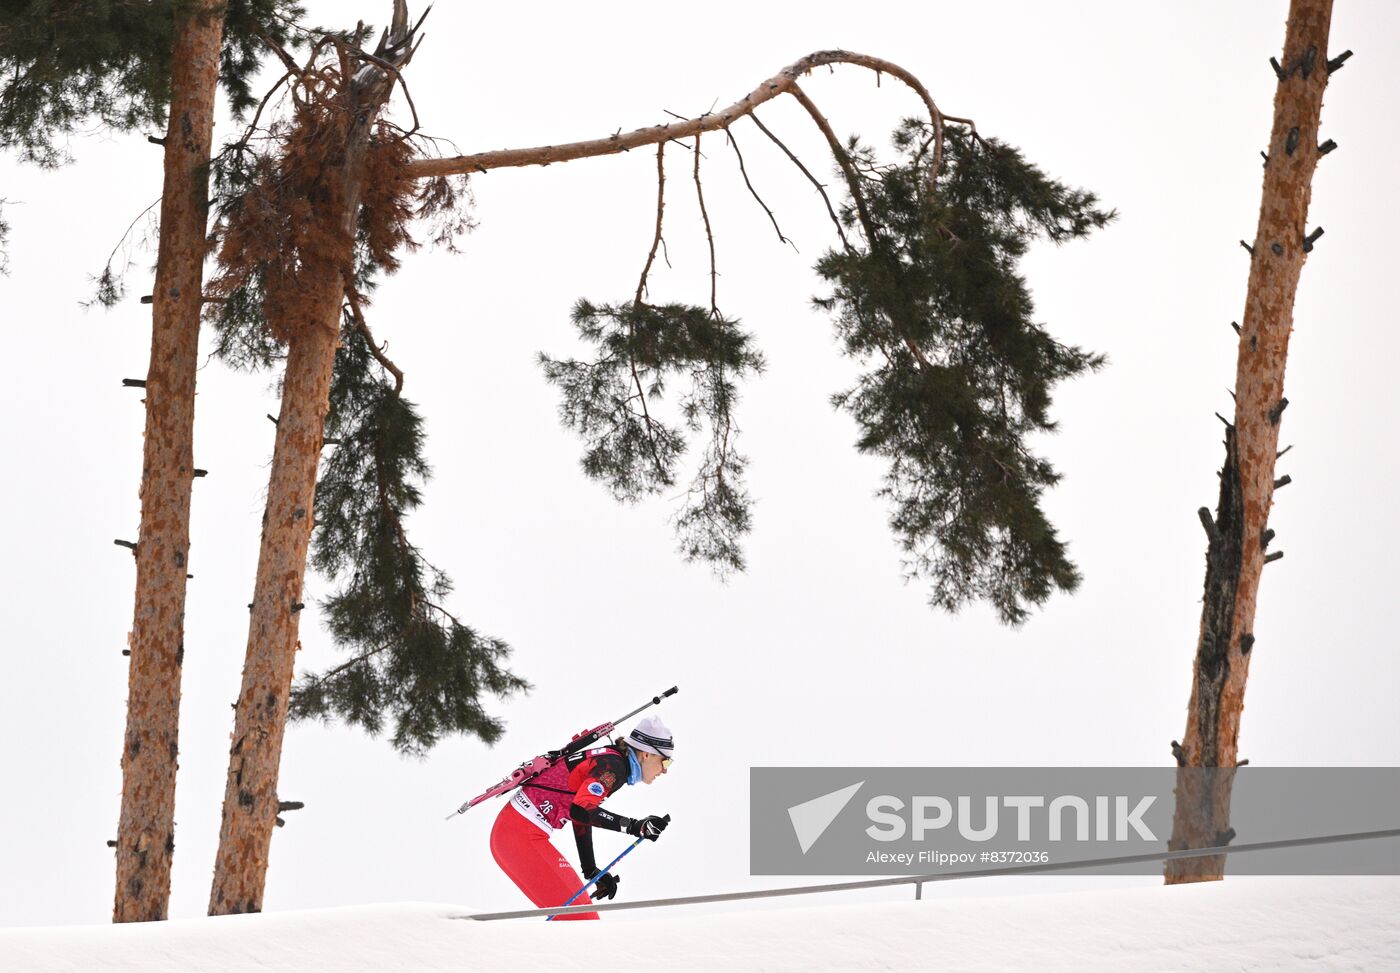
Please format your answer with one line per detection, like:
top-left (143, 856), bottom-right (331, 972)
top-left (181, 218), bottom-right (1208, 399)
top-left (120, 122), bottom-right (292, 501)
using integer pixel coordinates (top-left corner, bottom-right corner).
top-left (344, 289), bottom-right (404, 393)
top-left (628, 143), bottom-right (669, 473)
top-left (787, 82), bottom-right (878, 246)
top-left (635, 143), bottom-right (668, 305)
top-left (90, 194), bottom-right (163, 302)
top-left (726, 125), bottom-right (797, 252)
top-left (245, 70), bottom-right (294, 141)
top-left (405, 50), bottom-right (947, 183)
top-left (256, 30), bottom-right (304, 79)
top-left (693, 134), bottom-right (720, 316)
top-left (748, 113), bottom-right (850, 251)
top-left (352, 48), bottom-right (422, 135)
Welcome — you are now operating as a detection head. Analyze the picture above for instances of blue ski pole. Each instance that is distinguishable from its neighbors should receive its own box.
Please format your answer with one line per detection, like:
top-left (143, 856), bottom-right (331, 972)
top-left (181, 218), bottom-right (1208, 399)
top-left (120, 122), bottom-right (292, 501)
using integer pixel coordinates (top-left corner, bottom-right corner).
top-left (546, 833), bottom-right (652, 921)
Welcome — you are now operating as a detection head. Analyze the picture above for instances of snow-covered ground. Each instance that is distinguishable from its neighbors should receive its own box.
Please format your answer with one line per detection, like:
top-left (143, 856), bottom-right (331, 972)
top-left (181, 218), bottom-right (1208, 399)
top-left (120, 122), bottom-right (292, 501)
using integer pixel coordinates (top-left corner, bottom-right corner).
top-left (3, 878), bottom-right (1396, 972)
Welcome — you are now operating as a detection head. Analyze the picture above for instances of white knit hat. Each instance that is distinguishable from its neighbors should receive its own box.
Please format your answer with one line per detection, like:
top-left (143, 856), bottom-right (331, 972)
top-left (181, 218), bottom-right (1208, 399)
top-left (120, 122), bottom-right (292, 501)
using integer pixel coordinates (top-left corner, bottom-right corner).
top-left (627, 716), bottom-right (675, 759)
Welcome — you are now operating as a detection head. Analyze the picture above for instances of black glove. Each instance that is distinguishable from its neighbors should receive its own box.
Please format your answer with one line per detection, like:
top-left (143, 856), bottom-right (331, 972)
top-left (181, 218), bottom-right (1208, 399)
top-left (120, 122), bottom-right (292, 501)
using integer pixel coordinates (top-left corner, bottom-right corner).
top-left (626, 814), bottom-right (670, 841)
top-left (590, 870), bottom-right (620, 901)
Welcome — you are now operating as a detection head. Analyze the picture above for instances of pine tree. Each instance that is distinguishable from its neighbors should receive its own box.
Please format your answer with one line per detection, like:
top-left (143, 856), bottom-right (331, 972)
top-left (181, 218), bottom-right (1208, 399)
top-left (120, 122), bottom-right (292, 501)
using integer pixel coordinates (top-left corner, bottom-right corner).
top-left (198, 20), bottom-right (1111, 907)
top-left (200, 2), bottom-right (529, 913)
top-left (1, 0), bottom-right (306, 923)
top-left (1166, 0), bottom-right (1341, 884)
top-left (110, 4), bottom-right (224, 924)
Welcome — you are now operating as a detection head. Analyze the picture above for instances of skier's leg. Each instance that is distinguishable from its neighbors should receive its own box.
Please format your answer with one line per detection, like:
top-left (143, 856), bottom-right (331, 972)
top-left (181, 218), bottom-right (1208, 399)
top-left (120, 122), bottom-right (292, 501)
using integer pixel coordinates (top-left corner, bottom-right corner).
top-left (490, 803), bottom-right (600, 920)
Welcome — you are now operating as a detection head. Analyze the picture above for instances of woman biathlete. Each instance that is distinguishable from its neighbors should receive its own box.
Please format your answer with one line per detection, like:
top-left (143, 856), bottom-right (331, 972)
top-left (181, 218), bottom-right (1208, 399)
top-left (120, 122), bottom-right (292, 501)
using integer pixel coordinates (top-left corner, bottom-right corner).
top-left (489, 716), bottom-right (673, 920)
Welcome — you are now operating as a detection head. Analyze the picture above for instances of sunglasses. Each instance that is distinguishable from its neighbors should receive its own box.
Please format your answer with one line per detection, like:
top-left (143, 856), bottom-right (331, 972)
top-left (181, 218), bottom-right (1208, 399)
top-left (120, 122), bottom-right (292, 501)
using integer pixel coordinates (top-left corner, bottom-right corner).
top-left (662, 757), bottom-right (673, 770)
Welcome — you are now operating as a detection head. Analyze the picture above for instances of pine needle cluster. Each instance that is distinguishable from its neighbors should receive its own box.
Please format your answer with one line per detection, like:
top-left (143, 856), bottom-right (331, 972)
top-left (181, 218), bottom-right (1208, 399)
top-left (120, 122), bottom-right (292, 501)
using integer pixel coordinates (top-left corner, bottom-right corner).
top-left (540, 300), bottom-right (765, 573)
top-left (0, 1), bottom-right (306, 167)
top-left (291, 319), bottom-right (528, 755)
top-left (815, 121), bottom-right (1114, 623)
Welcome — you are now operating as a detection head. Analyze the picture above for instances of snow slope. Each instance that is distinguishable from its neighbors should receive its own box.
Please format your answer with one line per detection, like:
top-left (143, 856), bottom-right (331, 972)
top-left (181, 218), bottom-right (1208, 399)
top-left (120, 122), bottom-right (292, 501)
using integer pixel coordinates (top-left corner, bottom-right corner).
top-left (3, 878), bottom-right (1396, 972)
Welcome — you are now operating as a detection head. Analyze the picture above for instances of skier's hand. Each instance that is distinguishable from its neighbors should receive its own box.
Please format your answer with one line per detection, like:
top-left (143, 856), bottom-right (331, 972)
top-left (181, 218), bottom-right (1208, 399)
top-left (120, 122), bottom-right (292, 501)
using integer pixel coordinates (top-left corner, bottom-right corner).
top-left (590, 871), bottom-right (620, 901)
top-left (627, 814), bottom-right (670, 841)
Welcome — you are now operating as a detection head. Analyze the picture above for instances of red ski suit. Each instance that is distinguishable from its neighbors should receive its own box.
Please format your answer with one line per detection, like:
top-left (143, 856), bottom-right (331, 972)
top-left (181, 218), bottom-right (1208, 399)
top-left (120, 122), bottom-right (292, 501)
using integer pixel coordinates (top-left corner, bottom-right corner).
top-left (490, 746), bottom-right (630, 920)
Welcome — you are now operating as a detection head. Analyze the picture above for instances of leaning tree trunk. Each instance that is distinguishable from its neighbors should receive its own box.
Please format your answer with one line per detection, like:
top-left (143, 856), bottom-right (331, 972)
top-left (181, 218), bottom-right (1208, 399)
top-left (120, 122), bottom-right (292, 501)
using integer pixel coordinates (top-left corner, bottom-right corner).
top-left (208, 11), bottom-right (412, 913)
top-left (114, 2), bottom-right (224, 923)
top-left (1166, 0), bottom-right (1334, 884)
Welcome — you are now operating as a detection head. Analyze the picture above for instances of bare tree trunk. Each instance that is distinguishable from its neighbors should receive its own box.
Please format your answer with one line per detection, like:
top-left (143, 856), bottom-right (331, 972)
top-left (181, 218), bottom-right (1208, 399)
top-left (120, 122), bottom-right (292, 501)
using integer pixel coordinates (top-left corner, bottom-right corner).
top-left (1166, 0), bottom-right (1334, 885)
top-left (113, 2), bottom-right (223, 923)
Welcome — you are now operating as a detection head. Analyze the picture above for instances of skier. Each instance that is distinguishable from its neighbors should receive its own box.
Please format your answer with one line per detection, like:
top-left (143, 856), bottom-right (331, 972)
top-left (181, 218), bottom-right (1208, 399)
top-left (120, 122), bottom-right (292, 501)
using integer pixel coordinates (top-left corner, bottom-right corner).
top-left (489, 715), bottom-right (674, 920)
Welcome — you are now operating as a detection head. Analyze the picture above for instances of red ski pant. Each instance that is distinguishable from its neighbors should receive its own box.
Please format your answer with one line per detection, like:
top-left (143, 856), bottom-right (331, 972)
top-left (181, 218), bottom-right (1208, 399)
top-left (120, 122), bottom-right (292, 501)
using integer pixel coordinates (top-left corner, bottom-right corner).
top-left (490, 803), bottom-right (599, 920)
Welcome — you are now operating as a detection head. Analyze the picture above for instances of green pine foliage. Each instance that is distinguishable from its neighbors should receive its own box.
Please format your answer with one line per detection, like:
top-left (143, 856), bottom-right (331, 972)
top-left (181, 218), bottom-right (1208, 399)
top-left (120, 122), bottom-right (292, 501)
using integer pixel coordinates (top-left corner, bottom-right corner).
top-left (540, 300), bottom-right (765, 572)
top-left (219, 1), bottom-right (309, 117)
top-left (207, 270), bottom-right (283, 369)
top-left (203, 77), bottom-right (505, 754)
top-left (542, 120), bottom-right (1109, 624)
top-left (290, 318), bottom-right (528, 755)
top-left (815, 121), bottom-right (1113, 624)
top-left (0, 1), bottom-right (306, 167)
top-left (0, 1), bottom-right (169, 166)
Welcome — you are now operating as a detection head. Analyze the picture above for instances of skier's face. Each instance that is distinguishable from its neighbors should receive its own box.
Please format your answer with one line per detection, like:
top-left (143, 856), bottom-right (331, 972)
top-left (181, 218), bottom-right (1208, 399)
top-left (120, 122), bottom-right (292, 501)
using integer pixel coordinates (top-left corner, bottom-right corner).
top-left (638, 750), bottom-right (670, 784)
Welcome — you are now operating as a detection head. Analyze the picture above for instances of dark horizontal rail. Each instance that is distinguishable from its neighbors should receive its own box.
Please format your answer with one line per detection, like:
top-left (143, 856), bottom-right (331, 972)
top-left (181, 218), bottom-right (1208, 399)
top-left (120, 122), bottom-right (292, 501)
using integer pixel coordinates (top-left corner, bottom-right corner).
top-left (459, 826), bottom-right (1400, 920)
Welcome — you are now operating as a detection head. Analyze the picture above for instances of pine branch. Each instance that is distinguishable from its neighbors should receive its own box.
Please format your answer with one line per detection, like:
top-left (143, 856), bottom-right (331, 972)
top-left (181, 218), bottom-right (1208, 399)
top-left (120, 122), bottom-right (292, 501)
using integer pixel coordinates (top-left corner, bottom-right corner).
top-left (344, 287), bottom-right (404, 393)
top-left (299, 321), bottom-right (527, 753)
top-left (634, 143), bottom-right (667, 306)
top-left (788, 82), bottom-right (878, 244)
top-left (693, 133), bottom-right (720, 317)
top-left (790, 83), bottom-right (932, 372)
top-left (748, 112), bottom-right (850, 251)
top-left (813, 121), bottom-right (1111, 624)
top-left (406, 50), bottom-right (951, 180)
top-left (725, 125), bottom-right (798, 251)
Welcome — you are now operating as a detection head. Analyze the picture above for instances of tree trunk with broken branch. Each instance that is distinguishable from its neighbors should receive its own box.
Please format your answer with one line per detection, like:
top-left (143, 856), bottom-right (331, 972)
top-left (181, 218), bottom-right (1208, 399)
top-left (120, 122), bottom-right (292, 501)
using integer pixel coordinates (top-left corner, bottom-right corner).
top-left (406, 50), bottom-right (950, 180)
top-left (1166, 0), bottom-right (1336, 884)
top-left (207, 5), bottom-right (421, 915)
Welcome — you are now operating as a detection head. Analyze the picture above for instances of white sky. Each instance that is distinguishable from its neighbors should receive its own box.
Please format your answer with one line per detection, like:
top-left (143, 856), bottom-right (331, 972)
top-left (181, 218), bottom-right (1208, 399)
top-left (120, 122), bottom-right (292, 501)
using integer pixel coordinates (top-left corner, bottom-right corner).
top-left (2, 0), bottom-right (1397, 927)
